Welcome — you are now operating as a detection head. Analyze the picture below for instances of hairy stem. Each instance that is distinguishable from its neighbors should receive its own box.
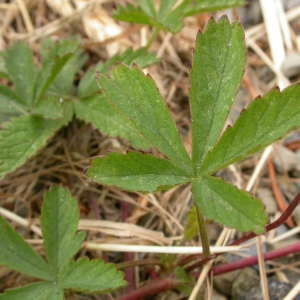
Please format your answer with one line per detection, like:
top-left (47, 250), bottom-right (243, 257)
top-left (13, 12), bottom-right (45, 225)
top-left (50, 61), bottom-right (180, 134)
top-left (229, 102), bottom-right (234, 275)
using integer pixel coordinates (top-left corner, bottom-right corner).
top-left (146, 27), bottom-right (160, 49)
top-left (195, 204), bottom-right (211, 258)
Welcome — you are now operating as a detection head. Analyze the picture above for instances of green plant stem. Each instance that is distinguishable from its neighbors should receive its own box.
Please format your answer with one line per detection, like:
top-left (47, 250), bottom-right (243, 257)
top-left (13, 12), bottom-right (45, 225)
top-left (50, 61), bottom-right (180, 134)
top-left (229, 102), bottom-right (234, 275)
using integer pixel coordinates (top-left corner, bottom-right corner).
top-left (146, 28), bottom-right (160, 50)
top-left (194, 204), bottom-right (210, 258)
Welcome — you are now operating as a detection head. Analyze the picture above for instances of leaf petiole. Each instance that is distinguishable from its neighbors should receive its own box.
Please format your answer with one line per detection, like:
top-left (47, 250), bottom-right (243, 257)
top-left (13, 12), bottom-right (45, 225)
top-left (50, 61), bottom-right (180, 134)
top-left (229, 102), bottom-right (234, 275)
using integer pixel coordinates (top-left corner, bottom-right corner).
top-left (194, 204), bottom-right (210, 258)
top-left (146, 27), bottom-right (160, 49)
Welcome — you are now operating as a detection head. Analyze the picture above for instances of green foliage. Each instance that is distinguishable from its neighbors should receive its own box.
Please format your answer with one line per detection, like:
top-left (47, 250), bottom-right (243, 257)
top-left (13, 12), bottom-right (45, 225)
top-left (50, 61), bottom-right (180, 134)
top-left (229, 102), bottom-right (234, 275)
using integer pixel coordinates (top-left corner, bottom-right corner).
top-left (113, 0), bottom-right (245, 33)
top-left (88, 152), bottom-right (191, 192)
top-left (174, 267), bottom-right (195, 294)
top-left (0, 38), bottom-right (159, 179)
top-left (87, 16), bottom-right (300, 236)
top-left (0, 186), bottom-right (126, 299)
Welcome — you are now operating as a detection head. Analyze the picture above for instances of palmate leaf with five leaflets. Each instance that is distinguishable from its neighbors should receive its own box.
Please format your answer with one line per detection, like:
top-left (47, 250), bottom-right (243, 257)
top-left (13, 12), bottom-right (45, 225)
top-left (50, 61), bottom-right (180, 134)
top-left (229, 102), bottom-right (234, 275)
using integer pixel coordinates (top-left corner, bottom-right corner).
top-left (0, 186), bottom-right (126, 299)
top-left (0, 39), bottom-right (159, 180)
top-left (0, 40), bottom-right (77, 180)
top-left (87, 16), bottom-right (300, 236)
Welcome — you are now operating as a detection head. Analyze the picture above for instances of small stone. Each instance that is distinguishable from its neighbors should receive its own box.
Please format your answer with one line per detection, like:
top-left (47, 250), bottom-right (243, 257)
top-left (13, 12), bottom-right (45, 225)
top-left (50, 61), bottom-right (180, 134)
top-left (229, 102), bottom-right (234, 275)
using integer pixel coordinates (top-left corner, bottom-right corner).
top-left (294, 149), bottom-right (300, 171)
top-left (273, 146), bottom-right (297, 173)
top-left (256, 187), bottom-right (277, 214)
top-left (213, 269), bottom-right (241, 296)
top-left (231, 267), bottom-right (259, 299)
top-left (237, 277), bottom-right (300, 300)
top-left (281, 52), bottom-right (300, 78)
top-left (211, 289), bottom-right (228, 300)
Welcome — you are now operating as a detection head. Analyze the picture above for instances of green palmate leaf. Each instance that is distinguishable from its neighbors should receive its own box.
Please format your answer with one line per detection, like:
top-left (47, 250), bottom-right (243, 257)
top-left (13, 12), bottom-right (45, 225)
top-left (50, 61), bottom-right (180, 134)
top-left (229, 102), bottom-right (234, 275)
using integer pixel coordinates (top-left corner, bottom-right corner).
top-left (0, 282), bottom-right (64, 300)
top-left (5, 42), bottom-right (36, 106)
top-left (200, 84), bottom-right (300, 175)
top-left (87, 151), bottom-right (191, 192)
top-left (190, 17), bottom-right (245, 174)
top-left (88, 17), bottom-right (276, 239)
top-left (0, 85), bottom-right (29, 115)
top-left (41, 186), bottom-right (86, 274)
top-left (113, 2), bottom-right (186, 33)
top-left (74, 95), bottom-right (151, 150)
top-left (192, 176), bottom-right (267, 234)
top-left (184, 0), bottom-right (245, 17)
top-left (78, 47), bottom-right (159, 98)
top-left (60, 257), bottom-right (127, 293)
top-left (0, 103), bottom-right (72, 180)
top-left (97, 64), bottom-right (193, 174)
top-left (32, 94), bottom-right (64, 119)
top-left (0, 216), bottom-right (53, 281)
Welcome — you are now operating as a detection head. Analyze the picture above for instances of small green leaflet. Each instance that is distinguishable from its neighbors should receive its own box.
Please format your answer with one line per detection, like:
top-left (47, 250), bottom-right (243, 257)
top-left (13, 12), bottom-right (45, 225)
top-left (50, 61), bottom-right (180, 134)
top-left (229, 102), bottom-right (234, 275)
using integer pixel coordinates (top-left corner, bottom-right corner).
top-left (86, 151), bottom-right (191, 192)
top-left (0, 216), bottom-right (54, 281)
top-left (190, 16), bottom-right (245, 173)
top-left (41, 186), bottom-right (86, 275)
top-left (0, 103), bottom-right (72, 180)
top-left (0, 282), bottom-right (64, 300)
top-left (87, 16), bottom-right (300, 235)
top-left (192, 177), bottom-right (267, 234)
top-left (199, 84), bottom-right (300, 175)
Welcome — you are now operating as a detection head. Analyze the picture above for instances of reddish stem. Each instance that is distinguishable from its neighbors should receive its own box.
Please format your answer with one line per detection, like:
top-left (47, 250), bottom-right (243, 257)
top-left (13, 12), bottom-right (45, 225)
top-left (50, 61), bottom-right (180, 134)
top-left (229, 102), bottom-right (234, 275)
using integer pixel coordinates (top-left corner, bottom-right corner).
top-left (115, 277), bottom-right (176, 300)
top-left (268, 158), bottom-right (294, 227)
top-left (210, 242), bottom-right (300, 276)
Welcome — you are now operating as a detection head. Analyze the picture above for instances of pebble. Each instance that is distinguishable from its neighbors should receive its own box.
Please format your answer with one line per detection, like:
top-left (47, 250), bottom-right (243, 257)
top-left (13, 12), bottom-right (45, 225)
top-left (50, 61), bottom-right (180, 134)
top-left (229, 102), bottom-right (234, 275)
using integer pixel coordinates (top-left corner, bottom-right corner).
top-left (273, 146), bottom-right (298, 173)
top-left (236, 277), bottom-right (300, 300)
top-left (256, 187), bottom-right (278, 214)
top-left (281, 52), bottom-right (300, 78)
top-left (213, 269), bottom-right (241, 296)
top-left (231, 267), bottom-right (259, 299)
